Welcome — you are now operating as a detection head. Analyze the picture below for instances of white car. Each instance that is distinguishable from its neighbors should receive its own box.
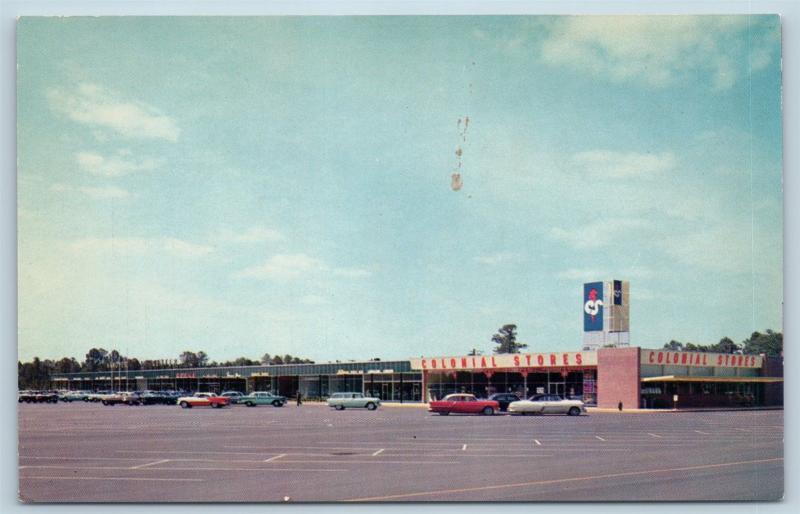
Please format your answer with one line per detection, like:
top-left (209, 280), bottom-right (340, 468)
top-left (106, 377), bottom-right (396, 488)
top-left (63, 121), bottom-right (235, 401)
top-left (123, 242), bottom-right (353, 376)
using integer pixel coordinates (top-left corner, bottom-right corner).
top-left (326, 392), bottom-right (381, 410)
top-left (508, 394), bottom-right (586, 416)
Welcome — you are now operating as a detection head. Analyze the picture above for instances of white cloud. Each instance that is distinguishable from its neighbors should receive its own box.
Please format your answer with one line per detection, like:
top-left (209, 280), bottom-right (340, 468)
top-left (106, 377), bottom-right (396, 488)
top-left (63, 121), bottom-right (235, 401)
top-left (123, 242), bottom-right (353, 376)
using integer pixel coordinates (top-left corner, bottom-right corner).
top-left (236, 253), bottom-right (327, 280)
top-left (69, 237), bottom-right (213, 259)
top-left (47, 83), bottom-right (180, 141)
top-left (217, 226), bottom-right (285, 244)
top-left (332, 268), bottom-right (372, 278)
top-left (75, 151), bottom-right (160, 177)
top-left (572, 150), bottom-right (676, 179)
top-left (548, 218), bottom-right (651, 250)
top-left (474, 252), bottom-right (522, 266)
top-left (556, 267), bottom-right (652, 281)
top-left (539, 16), bottom-right (770, 89)
top-left (236, 253), bottom-right (371, 281)
top-left (51, 183), bottom-right (131, 200)
top-left (299, 294), bottom-right (328, 306)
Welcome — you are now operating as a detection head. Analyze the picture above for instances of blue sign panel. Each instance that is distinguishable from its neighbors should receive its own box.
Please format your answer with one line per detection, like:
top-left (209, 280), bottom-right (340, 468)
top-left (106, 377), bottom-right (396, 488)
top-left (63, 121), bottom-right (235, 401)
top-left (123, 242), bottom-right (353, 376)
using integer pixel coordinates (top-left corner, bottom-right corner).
top-left (613, 280), bottom-right (623, 305)
top-left (583, 282), bottom-right (604, 332)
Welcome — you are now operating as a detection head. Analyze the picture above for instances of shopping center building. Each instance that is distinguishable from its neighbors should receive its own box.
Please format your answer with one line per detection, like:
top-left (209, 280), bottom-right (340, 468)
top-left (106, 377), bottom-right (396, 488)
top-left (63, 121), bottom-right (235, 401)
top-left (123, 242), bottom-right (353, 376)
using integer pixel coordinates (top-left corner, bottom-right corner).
top-left (50, 280), bottom-right (783, 409)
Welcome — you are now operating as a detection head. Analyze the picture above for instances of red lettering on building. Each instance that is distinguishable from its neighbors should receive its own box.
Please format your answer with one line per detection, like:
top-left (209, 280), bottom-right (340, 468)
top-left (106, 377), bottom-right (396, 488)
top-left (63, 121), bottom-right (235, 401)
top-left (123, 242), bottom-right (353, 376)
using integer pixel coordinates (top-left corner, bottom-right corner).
top-left (717, 355), bottom-right (724, 366)
top-left (472, 357), bottom-right (477, 368)
top-left (450, 358), bottom-right (457, 369)
top-left (431, 359), bottom-right (437, 369)
top-left (681, 353), bottom-right (688, 364)
top-left (491, 356), bottom-right (497, 367)
top-left (576, 353), bottom-right (583, 365)
top-left (421, 359), bottom-right (427, 369)
top-left (513, 355), bottom-right (520, 366)
top-left (537, 355), bottom-right (545, 366)
top-left (461, 357), bottom-right (468, 368)
top-left (480, 356), bottom-right (487, 368)
top-left (648, 352), bottom-right (655, 364)
top-left (562, 353), bottom-right (569, 365)
top-left (657, 352), bottom-right (664, 364)
top-left (550, 354), bottom-right (557, 365)
top-left (525, 355), bottom-right (532, 366)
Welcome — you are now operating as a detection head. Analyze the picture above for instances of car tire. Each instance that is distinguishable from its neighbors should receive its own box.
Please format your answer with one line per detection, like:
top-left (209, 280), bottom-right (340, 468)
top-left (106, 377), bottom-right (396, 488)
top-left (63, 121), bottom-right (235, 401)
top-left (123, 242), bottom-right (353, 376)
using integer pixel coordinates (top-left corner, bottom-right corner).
top-left (366, 402), bottom-right (377, 411)
top-left (211, 403), bottom-right (220, 408)
top-left (568, 407), bottom-right (581, 416)
top-left (335, 405), bottom-right (345, 410)
top-left (482, 407), bottom-right (494, 416)
top-left (272, 401), bottom-right (281, 407)
top-left (180, 401), bottom-right (191, 409)
top-left (246, 401), bottom-right (255, 407)
top-left (102, 400), bottom-right (109, 406)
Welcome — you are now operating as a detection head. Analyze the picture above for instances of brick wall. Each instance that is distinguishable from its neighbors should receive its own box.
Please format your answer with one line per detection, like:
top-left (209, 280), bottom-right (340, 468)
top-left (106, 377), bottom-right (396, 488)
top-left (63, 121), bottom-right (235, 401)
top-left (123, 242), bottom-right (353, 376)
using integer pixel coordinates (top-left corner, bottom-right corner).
top-left (761, 355), bottom-right (783, 406)
top-left (597, 347), bottom-right (641, 409)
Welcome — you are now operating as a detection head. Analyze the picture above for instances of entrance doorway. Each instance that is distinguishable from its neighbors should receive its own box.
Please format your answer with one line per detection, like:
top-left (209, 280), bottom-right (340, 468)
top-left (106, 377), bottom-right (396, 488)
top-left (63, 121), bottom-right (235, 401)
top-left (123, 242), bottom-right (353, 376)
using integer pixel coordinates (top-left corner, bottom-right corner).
top-left (548, 382), bottom-right (566, 396)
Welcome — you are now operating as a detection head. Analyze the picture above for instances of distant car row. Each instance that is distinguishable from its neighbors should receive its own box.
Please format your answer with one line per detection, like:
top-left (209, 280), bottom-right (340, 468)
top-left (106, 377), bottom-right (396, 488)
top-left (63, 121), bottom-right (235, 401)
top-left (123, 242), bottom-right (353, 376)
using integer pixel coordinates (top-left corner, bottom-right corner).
top-left (429, 393), bottom-right (586, 416)
top-left (20, 390), bottom-right (584, 415)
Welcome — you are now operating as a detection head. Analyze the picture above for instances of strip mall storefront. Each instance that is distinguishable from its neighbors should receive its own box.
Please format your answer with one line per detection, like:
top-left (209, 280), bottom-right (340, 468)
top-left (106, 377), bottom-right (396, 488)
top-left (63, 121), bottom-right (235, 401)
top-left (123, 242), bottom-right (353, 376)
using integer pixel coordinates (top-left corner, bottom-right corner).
top-left (50, 347), bottom-right (782, 409)
top-left (411, 352), bottom-right (598, 404)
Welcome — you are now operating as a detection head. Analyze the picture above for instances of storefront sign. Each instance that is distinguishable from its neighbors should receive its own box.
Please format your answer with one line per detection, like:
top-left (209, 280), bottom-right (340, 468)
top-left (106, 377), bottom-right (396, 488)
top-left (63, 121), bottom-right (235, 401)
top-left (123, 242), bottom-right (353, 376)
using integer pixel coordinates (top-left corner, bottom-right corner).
top-left (175, 372), bottom-right (196, 379)
top-left (641, 350), bottom-right (762, 368)
top-left (410, 351), bottom-right (596, 371)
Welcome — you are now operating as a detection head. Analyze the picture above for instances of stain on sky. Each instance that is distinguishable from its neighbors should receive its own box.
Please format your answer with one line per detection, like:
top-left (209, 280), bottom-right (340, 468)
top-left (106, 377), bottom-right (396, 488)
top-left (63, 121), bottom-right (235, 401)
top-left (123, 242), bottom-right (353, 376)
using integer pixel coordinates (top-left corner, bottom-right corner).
top-left (451, 115), bottom-right (469, 192)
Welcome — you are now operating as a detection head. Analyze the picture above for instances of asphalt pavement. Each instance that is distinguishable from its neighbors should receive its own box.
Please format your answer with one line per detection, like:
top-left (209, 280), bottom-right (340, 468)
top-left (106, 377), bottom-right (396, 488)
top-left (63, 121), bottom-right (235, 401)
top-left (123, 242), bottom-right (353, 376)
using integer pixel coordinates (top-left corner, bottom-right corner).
top-left (17, 403), bottom-right (783, 502)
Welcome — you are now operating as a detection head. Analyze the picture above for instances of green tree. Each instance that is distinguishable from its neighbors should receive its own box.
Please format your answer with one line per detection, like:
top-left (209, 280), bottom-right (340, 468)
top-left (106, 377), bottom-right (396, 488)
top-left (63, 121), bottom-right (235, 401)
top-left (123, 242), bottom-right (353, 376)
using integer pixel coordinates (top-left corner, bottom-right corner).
top-left (742, 330), bottom-right (782, 357)
top-left (662, 340), bottom-right (684, 351)
top-left (710, 337), bottom-right (740, 354)
top-left (492, 324), bottom-right (527, 354)
top-left (261, 353), bottom-right (272, 365)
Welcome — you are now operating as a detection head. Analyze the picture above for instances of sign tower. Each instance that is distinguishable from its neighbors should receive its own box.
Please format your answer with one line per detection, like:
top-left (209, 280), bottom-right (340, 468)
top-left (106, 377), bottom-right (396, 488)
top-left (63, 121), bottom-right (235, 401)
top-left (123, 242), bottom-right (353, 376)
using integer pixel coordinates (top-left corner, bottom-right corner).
top-left (581, 280), bottom-right (630, 351)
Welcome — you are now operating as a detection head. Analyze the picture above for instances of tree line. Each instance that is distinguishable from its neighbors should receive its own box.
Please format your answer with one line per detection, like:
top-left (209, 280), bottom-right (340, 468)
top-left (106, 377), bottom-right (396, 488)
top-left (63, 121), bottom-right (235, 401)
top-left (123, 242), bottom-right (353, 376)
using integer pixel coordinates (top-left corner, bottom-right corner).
top-left (661, 330), bottom-right (782, 357)
top-left (18, 348), bottom-right (315, 390)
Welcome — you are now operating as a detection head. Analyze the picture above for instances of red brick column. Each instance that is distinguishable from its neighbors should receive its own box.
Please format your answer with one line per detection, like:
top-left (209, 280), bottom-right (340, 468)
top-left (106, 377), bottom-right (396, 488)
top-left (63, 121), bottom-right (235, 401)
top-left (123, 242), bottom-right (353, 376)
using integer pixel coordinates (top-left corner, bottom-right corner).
top-left (597, 347), bottom-right (641, 409)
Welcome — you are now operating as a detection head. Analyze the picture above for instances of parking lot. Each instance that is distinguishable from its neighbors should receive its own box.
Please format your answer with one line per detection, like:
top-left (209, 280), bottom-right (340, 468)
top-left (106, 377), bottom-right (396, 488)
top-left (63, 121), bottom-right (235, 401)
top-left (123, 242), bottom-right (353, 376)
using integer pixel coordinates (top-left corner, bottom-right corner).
top-left (18, 403), bottom-right (783, 502)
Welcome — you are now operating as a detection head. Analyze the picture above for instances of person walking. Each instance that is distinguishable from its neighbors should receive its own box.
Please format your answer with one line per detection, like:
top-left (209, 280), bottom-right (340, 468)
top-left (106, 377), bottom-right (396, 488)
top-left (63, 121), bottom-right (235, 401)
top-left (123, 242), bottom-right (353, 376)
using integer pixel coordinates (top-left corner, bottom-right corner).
top-left (296, 391), bottom-right (302, 407)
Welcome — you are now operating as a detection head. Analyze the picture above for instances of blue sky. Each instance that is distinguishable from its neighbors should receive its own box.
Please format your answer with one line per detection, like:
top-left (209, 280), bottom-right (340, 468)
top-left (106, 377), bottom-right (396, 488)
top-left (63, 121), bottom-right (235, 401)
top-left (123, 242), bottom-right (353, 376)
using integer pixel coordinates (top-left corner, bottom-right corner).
top-left (17, 16), bottom-right (782, 362)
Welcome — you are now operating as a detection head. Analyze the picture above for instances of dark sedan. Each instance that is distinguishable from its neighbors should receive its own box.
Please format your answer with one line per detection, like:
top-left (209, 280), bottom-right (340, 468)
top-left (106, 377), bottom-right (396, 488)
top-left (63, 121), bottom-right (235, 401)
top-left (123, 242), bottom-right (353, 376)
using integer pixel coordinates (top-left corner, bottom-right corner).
top-left (489, 393), bottom-right (521, 412)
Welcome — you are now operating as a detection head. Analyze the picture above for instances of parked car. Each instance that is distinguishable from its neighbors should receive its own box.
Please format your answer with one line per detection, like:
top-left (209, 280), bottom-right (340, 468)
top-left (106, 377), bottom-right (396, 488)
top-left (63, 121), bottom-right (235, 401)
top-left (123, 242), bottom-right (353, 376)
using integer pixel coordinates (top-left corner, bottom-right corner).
top-left (87, 390), bottom-right (110, 402)
top-left (220, 391), bottom-right (246, 404)
top-left (326, 392), bottom-right (381, 410)
top-left (508, 394), bottom-right (586, 416)
top-left (489, 393), bottom-right (521, 412)
top-left (102, 392), bottom-right (141, 406)
top-left (428, 393), bottom-right (499, 416)
top-left (176, 392), bottom-right (230, 409)
top-left (18, 390), bottom-right (37, 403)
top-left (34, 391), bottom-right (59, 403)
top-left (238, 391), bottom-right (287, 407)
top-left (60, 390), bottom-right (92, 402)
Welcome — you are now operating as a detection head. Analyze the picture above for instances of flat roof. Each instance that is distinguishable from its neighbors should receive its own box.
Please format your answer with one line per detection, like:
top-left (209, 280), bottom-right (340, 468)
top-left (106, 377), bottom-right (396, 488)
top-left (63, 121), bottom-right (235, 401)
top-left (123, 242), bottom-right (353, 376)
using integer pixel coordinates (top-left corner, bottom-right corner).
top-left (641, 375), bottom-right (783, 383)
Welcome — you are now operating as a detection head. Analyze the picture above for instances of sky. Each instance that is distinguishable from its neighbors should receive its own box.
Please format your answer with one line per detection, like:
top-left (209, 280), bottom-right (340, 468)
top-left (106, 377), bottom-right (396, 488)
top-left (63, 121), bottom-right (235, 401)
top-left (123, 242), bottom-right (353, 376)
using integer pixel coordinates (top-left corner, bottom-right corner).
top-left (16, 16), bottom-right (783, 363)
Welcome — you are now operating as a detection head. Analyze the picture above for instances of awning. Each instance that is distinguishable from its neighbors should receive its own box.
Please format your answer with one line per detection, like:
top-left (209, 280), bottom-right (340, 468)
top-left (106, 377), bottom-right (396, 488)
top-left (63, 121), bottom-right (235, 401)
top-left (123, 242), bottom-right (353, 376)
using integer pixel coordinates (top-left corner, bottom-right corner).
top-left (642, 375), bottom-right (783, 383)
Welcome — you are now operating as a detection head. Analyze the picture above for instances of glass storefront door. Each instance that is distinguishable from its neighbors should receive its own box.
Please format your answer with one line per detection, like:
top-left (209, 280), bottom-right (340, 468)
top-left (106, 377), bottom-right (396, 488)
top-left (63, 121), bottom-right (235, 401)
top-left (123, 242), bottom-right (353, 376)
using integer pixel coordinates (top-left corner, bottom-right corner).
top-left (548, 382), bottom-right (566, 396)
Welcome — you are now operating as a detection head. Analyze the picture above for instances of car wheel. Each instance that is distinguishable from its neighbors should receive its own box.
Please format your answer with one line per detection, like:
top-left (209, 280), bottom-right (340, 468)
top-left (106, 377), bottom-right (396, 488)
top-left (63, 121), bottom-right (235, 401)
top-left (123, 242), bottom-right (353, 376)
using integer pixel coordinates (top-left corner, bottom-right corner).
top-left (272, 401), bottom-right (281, 407)
top-left (246, 401), bottom-right (255, 407)
top-left (102, 400), bottom-right (109, 406)
top-left (366, 402), bottom-right (376, 411)
top-left (180, 401), bottom-right (191, 409)
top-left (482, 406), bottom-right (494, 416)
top-left (17, 398), bottom-right (22, 403)
top-left (211, 403), bottom-right (220, 408)
top-left (335, 405), bottom-right (345, 410)
top-left (568, 407), bottom-right (581, 416)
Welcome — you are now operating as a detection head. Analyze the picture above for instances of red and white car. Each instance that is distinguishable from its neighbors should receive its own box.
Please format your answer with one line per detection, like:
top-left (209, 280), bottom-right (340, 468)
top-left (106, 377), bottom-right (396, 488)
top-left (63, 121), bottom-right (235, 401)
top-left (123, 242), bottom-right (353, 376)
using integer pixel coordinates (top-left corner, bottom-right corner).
top-left (428, 393), bottom-right (500, 416)
top-left (176, 392), bottom-right (230, 409)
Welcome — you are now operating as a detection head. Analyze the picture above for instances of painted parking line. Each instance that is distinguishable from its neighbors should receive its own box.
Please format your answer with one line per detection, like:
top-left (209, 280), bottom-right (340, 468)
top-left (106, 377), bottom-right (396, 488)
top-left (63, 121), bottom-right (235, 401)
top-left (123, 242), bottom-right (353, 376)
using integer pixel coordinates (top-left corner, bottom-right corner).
top-left (462, 444), bottom-right (467, 451)
top-left (372, 449), bottom-right (385, 457)
top-left (534, 440), bottom-right (542, 446)
top-left (694, 430), bottom-right (711, 435)
top-left (343, 457), bottom-right (784, 502)
top-left (595, 436), bottom-right (606, 441)
top-left (264, 454), bottom-right (286, 463)
top-left (20, 476), bottom-right (204, 482)
top-left (130, 459), bottom-right (171, 470)
top-left (647, 433), bottom-right (662, 438)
